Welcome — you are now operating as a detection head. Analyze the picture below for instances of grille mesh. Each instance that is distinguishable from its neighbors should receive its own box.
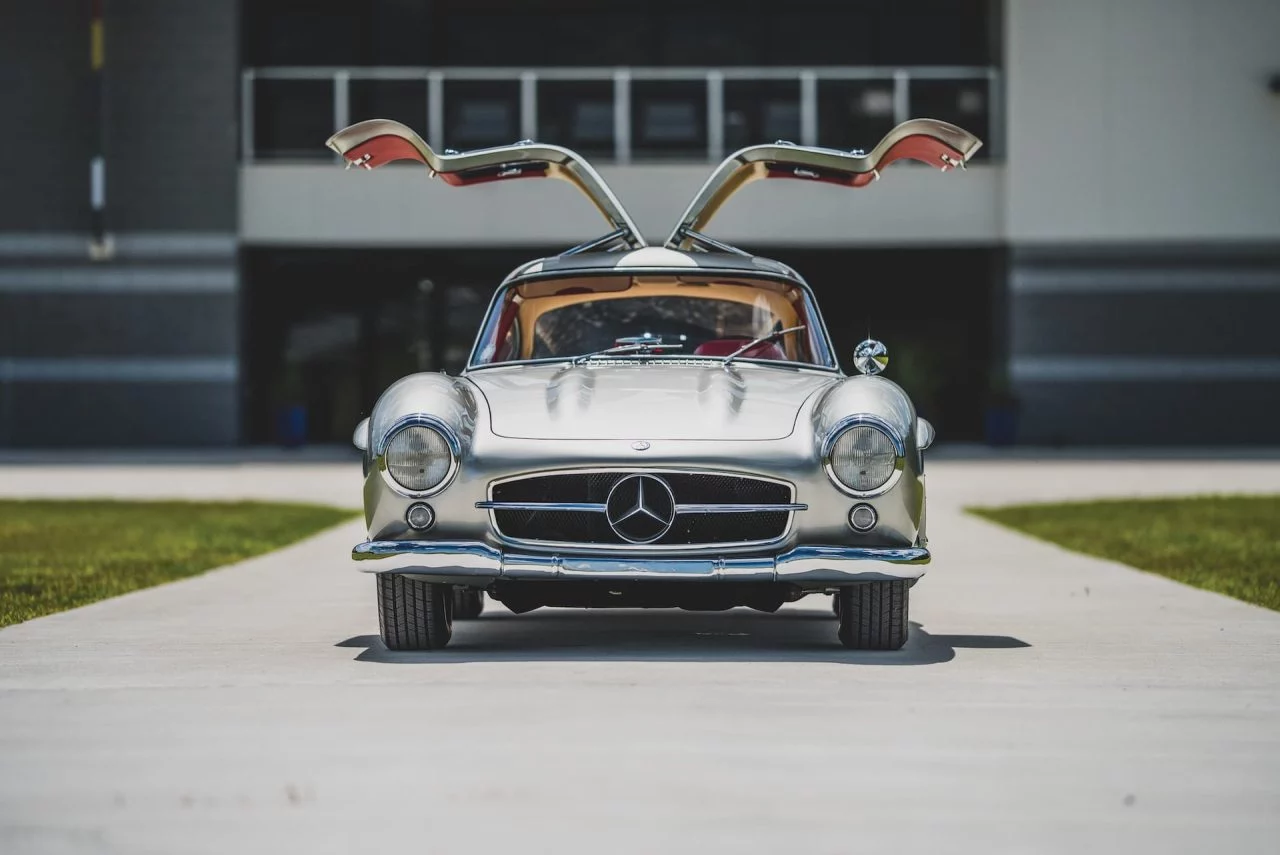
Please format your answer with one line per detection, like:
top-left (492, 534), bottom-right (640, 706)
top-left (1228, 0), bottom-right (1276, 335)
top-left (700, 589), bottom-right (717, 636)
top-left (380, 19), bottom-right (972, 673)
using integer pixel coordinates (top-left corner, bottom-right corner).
top-left (490, 472), bottom-right (792, 546)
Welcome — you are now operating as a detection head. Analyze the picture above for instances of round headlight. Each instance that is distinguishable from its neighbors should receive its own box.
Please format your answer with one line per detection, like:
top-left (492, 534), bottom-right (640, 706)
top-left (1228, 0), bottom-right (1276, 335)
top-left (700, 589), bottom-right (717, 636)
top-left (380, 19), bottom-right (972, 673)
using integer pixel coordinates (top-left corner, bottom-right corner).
top-left (828, 425), bottom-right (898, 493)
top-left (384, 425), bottom-right (454, 493)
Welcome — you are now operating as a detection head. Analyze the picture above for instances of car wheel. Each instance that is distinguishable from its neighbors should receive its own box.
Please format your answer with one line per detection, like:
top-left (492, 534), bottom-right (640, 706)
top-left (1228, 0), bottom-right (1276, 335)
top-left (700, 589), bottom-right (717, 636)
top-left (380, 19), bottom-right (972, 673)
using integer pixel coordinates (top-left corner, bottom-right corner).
top-left (453, 587), bottom-right (485, 620)
top-left (376, 573), bottom-right (453, 650)
top-left (836, 581), bottom-right (909, 650)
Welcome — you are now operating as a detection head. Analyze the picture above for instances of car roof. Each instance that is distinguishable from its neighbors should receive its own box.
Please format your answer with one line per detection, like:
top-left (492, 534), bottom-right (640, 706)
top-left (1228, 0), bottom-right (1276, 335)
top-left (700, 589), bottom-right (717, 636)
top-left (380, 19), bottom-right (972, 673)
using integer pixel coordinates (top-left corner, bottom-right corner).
top-left (500, 247), bottom-right (807, 287)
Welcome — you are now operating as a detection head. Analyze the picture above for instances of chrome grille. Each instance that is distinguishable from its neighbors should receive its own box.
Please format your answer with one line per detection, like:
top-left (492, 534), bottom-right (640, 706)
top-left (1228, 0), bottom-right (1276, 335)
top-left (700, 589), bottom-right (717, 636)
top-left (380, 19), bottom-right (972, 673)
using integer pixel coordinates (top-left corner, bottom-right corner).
top-left (484, 470), bottom-right (797, 548)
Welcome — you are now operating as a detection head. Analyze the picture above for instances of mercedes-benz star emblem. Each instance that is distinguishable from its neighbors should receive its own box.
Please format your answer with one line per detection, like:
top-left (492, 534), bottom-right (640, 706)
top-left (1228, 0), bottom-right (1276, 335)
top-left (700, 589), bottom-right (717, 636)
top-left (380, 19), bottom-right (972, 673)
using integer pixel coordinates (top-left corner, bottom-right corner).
top-left (605, 474), bottom-right (676, 544)
top-left (631, 440), bottom-right (650, 451)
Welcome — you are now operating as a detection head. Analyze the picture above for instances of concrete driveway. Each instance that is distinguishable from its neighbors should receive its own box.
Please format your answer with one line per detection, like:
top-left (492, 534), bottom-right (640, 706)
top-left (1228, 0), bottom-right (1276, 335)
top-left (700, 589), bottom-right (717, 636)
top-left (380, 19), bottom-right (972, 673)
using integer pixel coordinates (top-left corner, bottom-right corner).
top-left (1, 454), bottom-right (1278, 854)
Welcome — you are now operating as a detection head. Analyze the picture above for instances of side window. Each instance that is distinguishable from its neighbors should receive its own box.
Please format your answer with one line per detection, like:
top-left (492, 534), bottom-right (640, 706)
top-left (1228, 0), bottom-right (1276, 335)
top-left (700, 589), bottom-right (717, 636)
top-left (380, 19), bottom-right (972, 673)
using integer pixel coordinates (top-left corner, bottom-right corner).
top-left (494, 318), bottom-right (520, 363)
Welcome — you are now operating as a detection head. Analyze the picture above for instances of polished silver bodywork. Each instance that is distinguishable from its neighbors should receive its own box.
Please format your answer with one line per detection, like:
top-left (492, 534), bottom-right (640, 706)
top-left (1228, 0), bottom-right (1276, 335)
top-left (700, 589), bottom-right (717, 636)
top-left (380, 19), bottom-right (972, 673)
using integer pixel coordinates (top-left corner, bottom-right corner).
top-left (327, 119), bottom-right (646, 252)
top-left (354, 250), bottom-right (930, 591)
top-left (665, 118), bottom-right (982, 249)
top-left (334, 118), bottom-right (983, 591)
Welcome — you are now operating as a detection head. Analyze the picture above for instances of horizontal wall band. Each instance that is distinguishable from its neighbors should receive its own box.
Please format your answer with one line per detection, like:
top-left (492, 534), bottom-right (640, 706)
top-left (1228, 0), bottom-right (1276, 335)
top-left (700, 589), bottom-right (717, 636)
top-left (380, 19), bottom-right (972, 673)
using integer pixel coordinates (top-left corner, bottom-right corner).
top-left (0, 232), bottom-right (237, 259)
top-left (0, 358), bottom-right (238, 383)
top-left (1012, 267), bottom-right (1280, 293)
top-left (1012, 356), bottom-right (1280, 382)
top-left (0, 267), bottom-right (236, 293)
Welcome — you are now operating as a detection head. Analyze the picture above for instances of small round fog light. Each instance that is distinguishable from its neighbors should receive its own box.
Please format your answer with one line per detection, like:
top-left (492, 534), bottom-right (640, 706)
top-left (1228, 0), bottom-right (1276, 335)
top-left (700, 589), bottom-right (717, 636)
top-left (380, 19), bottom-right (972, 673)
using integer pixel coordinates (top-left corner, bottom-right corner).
top-left (406, 502), bottom-right (435, 531)
top-left (849, 503), bottom-right (877, 532)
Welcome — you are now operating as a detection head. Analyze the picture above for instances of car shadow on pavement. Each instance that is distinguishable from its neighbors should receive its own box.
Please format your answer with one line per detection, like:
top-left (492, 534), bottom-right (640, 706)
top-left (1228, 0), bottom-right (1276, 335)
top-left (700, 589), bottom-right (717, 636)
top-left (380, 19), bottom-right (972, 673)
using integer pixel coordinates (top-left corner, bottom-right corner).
top-left (336, 607), bottom-right (1029, 665)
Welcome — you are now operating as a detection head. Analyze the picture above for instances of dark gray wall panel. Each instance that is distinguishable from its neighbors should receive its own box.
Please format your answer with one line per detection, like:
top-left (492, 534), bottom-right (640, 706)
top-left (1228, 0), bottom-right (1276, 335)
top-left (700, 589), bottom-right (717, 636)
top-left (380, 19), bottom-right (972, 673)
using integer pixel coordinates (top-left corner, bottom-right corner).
top-left (1012, 292), bottom-right (1280, 357)
top-left (0, 292), bottom-right (236, 358)
top-left (0, 0), bottom-right (240, 234)
top-left (0, 3), bottom-right (93, 231)
top-left (1008, 245), bottom-right (1280, 444)
top-left (1015, 381), bottom-right (1280, 445)
top-left (1, 381), bottom-right (237, 446)
top-left (106, 0), bottom-right (239, 232)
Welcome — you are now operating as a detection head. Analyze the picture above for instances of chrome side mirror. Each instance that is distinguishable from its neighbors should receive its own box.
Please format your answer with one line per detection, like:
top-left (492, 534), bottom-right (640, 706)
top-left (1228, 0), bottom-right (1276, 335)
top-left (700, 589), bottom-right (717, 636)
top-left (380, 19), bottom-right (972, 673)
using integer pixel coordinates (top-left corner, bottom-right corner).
top-left (352, 417), bottom-right (370, 452)
top-left (853, 339), bottom-right (888, 375)
top-left (916, 417), bottom-right (935, 451)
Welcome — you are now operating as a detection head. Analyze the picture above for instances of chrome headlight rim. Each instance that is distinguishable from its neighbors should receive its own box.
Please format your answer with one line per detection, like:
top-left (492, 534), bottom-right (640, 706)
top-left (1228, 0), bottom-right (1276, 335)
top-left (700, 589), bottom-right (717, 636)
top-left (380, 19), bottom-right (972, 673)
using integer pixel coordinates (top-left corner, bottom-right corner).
top-left (375, 415), bottom-right (461, 498)
top-left (821, 414), bottom-right (906, 498)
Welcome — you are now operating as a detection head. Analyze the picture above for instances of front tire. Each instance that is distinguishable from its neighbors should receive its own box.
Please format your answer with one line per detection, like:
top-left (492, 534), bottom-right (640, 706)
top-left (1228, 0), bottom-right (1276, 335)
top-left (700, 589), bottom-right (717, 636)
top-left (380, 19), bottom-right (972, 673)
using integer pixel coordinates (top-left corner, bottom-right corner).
top-left (452, 587), bottom-right (485, 620)
top-left (376, 573), bottom-right (453, 650)
top-left (836, 581), bottom-right (909, 650)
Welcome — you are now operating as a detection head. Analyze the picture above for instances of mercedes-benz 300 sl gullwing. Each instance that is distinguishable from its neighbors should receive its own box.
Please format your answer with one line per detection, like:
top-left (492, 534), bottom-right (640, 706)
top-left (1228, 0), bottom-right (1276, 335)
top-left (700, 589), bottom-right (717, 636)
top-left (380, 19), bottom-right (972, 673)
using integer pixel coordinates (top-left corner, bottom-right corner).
top-left (329, 117), bottom-right (981, 651)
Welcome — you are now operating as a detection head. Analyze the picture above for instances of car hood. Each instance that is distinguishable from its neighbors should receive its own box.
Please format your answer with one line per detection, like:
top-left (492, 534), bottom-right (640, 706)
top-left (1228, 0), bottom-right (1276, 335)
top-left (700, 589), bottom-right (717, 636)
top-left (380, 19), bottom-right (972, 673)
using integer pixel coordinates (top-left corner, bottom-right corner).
top-left (466, 363), bottom-right (840, 441)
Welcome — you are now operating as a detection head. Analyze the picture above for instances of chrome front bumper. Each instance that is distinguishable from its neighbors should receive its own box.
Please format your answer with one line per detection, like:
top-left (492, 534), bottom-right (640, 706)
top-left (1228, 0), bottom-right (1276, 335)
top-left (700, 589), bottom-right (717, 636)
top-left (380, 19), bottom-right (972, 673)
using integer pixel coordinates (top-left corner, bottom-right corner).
top-left (352, 540), bottom-right (929, 584)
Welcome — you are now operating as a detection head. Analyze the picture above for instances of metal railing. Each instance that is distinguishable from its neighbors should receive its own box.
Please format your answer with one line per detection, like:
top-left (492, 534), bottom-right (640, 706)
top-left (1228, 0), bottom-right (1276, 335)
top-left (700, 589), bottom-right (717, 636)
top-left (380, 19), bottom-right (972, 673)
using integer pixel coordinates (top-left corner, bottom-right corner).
top-left (242, 65), bottom-right (1001, 164)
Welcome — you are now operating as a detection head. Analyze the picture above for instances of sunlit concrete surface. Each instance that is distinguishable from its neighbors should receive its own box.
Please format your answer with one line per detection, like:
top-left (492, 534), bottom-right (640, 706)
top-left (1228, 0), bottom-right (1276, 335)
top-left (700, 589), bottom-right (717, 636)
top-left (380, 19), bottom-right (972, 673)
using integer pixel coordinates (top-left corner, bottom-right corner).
top-left (1, 455), bottom-right (1279, 854)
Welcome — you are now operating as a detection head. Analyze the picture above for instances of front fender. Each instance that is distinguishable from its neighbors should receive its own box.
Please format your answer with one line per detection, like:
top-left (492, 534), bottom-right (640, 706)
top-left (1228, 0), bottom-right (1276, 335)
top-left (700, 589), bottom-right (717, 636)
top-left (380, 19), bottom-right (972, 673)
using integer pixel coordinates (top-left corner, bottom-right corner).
top-left (364, 373), bottom-right (482, 532)
top-left (368, 373), bottom-right (478, 455)
top-left (811, 375), bottom-right (916, 449)
top-left (810, 375), bottom-right (925, 545)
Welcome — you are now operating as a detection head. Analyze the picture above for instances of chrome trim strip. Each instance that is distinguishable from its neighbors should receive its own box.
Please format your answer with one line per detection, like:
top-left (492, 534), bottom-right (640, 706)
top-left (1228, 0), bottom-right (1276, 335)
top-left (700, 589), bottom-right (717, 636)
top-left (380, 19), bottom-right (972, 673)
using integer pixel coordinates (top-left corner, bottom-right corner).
top-left (473, 501), bottom-right (808, 514)
top-left (475, 501), bottom-right (608, 512)
top-left (351, 540), bottom-right (930, 583)
top-left (355, 540), bottom-right (503, 562)
top-left (674, 503), bottom-right (808, 514)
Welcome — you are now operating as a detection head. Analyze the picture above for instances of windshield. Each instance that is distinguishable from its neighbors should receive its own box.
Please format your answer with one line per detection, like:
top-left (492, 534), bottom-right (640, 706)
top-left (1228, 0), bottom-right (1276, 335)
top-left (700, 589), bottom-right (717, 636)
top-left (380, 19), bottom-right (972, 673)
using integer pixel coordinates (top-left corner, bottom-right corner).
top-left (470, 274), bottom-right (835, 369)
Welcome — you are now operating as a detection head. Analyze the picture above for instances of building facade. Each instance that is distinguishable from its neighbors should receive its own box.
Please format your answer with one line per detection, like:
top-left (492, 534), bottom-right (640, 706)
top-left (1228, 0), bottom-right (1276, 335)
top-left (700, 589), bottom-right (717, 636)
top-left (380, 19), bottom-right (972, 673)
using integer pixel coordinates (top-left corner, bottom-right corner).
top-left (1, 0), bottom-right (1276, 446)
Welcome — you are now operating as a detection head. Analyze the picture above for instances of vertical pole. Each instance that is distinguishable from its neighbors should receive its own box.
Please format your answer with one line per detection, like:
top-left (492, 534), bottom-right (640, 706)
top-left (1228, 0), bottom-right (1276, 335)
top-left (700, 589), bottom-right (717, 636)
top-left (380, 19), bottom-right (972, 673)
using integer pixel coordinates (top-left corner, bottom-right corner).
top-left (520, 70), bottom-right (537, 141)
top-left (240, 69), bottom-right (256, 162)
top-left (706, 70), bottom-right (724, 162)
top-left (799, 71), bottom-right (817, 147)
top-left (89, 0), bottom-right (111, 260)
top-left (987, 69), bottom-right (1003, 160)
top-left (427, 71), bottom-right (444, 150)
top-left (613, 68), bottom-right (631, 164)
top-left (892, 69), bottom-right (909, 128)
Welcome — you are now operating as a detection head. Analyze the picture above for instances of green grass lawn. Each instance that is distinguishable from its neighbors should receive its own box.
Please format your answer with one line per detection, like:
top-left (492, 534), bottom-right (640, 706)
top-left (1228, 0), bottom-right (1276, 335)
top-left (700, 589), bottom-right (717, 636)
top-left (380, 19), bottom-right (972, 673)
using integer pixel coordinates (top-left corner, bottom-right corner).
top-left (0, 500), bottom-right (356, 628)
top-left (971, 495), bottom-right (1280, 611)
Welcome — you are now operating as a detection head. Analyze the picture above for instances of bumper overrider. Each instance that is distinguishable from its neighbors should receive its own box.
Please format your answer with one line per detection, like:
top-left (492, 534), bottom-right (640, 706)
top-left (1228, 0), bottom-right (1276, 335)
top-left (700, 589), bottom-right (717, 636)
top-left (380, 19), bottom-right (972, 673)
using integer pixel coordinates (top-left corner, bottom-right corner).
top-left (352, 541), bottom-right (929, 584)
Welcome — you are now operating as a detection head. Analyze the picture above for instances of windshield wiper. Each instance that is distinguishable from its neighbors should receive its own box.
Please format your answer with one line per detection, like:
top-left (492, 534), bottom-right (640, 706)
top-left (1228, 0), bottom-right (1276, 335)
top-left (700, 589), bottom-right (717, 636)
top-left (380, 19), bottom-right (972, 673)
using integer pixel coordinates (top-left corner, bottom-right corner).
top-left (571, 337), bottom-right (684, 365)
top-left (722, 325), bottom-right (807, 367)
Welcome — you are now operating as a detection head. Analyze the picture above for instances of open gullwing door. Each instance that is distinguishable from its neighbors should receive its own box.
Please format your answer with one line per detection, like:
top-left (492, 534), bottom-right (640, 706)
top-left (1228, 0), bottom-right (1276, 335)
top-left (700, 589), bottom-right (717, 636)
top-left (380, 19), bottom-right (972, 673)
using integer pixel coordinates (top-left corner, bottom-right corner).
top-left (664, 118), bottom-right (982, 251)
top-left (326, 119), bottom-right (646, 251)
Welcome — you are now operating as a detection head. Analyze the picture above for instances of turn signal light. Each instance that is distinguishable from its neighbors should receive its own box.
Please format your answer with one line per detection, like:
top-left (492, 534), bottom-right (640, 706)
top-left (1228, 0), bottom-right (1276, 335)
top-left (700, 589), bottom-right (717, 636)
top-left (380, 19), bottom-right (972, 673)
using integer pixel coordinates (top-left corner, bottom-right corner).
top-left (849, 503), bottom-right (877, 532)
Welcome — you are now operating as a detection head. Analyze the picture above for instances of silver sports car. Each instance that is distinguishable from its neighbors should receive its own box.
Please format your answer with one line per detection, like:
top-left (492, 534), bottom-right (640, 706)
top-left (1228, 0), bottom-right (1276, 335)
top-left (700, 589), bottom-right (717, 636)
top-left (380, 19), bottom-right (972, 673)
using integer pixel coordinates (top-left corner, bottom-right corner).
top-left (329, 117), bottom-right (981, 651)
